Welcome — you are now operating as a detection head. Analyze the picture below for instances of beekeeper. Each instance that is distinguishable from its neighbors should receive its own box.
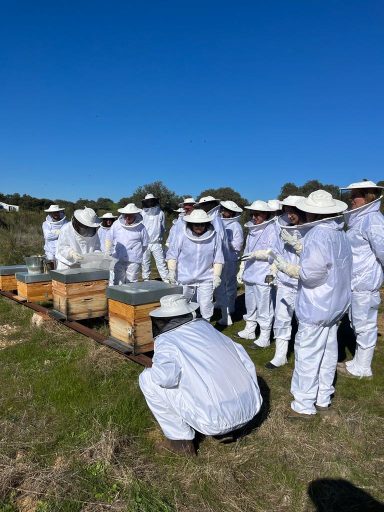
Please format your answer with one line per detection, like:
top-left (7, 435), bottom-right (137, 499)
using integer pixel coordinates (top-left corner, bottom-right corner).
top-left (141, 193), bottom-right (168, 281)
top-left (97, 213), bottom-right (117, 255)
top-left (267, 199), bottom-right (282, 218)
top-left (269, 190), bottom-right (351, 418)
top-left (237, 200), bottom-right (278, 347)
top-left (166, 209), bottom-right (224, 321)
top-left (214, 200), bottom-right (244, 326)
top-left (196, 195), bottom-right (227, 247)
top-left (139, 294), bottom-right (263, 455)
top-left (42, 205), bottom-right (68, 266)
top-left (111, 203), bottom-right (149, 284)
top-left (55, 207), bottom-right (101, 270)
top-left (266, 196), bottom-right (306, 370)
top-left (337, 180), bottom-right (384, 379)
top-left (166, 197), bottom-right (195, 248)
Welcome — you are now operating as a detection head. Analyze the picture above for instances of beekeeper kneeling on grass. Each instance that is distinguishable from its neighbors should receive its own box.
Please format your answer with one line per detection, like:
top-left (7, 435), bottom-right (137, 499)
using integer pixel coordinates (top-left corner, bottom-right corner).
top-left (56, 207), bottom-right (101, 270)
top-left (139, 294), bottom-right (263, 456)
top-left (269, 190), bottom-right (352, 419)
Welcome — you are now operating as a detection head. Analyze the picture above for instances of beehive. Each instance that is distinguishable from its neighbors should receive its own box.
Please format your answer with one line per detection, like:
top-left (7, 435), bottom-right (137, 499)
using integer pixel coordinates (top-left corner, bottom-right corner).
top-left (0, 265), bottom-right (28, 292)
top-left (51, 268), bottom-right (110, 320)
top-left (107, 281), bottom-right (182, 354)
top-left (16, 272), bottom-right (52, 302)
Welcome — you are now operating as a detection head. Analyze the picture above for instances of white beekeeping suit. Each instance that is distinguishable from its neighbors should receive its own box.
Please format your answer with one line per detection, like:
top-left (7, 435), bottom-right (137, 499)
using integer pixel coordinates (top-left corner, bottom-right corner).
top-left (166, 197), bottom-right (195, 250)
top-left (111, 204), bottom-right (149, 284)
top-left (338, 181), bottom-right (384, 378)
top-left (141, 194), bottom-right (168, 281)
top-left (270, 191), bottom-right (352, 417)
top-left (166, 209), bottom-right (224, 321)
top-left (237, 200), bottom-right (278, 347)
top-left (97, 212), bottom-right (117, 255)
top-left (214, 200), bottom-right (244, 326)
top-left (139, 295), bottom-right (263, 454)
top-left (56, 207), bottom-right (101, 270)
top-left (196, 196), bottom-right (229, 254)
top-left (42, 205), bottom-right (68, 263)
top-left (266, 196), bottom-right (307, 369)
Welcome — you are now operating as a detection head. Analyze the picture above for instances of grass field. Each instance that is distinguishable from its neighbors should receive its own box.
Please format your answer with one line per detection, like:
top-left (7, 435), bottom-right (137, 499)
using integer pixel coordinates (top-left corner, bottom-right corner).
top-left (0, 292), bottom-right (383, 512)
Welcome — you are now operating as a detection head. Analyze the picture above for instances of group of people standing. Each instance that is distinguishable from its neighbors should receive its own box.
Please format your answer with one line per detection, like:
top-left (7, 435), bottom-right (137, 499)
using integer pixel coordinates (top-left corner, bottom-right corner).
top-left (42, 180), bottom-right (384, 425)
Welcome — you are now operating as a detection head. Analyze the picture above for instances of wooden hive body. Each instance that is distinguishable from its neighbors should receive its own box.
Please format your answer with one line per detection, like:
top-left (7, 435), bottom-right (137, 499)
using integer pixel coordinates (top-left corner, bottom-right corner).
top-left (0, 274), bottom-right (18, 292)
top-left (17, 281), bottom-right (52, 302)
top-left (52, 279), bottom-right (108, 320)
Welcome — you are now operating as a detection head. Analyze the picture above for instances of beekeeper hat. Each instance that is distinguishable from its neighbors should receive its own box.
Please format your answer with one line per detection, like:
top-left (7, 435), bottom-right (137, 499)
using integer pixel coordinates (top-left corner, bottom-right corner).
top-left (340, 180), bottom-right (384, 190)
top-left (73, 207), bottom-right (100, 227)
top-left (173, 207), bottom-right (184, 213)
top-left (100, 212), bottom-right (117, 219)
top-left (150, 294), bottom-right (199, 318)
top-left (143, 193), bottom-right (158, 200)
top-left (183, 209), bottom-right (213, 223)
top-left (45, 204), bottom-right (65, 213)
top-left (117, 203), bottom-right (142, 214)
top-left (244, 200), bottom-right (273, 212)
top-left (182, 197), bottom-right (196, 204)
top-left (267, 199), bottom-right (282, 211)
top-left (296, 190), bottom-right (348, 214)
top-left (197, 195), bottom-right (219, 204)
top-left (220, 200), bottom-right (243, 213)
top-left (280, 195), bottom-right (305, 207)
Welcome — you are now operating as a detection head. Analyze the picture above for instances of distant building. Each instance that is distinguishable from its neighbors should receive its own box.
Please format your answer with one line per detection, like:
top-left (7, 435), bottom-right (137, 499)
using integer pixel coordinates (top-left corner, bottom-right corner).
top-left (0, 202), bottom-right (19, 212)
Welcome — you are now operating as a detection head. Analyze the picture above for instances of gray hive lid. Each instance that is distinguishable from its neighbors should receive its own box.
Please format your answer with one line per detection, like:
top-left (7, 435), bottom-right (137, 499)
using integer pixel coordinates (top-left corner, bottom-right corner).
top-left (50, 268), bottom-right (110, 283)
top-left (0, 265), bottom-right (28, 276)
top-left (107, 280), bottom-right (183, 305)
top-left (15, 272), bottom-right (52, 283)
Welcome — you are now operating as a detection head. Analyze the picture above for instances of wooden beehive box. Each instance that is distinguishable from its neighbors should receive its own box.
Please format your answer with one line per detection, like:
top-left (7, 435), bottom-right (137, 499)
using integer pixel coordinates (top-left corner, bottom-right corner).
top-left (0, 265), bottom-right (28, 292)
top-left (107, 281), bottom-right (183, 354)
top-left (51, 268), bottom-right (110, 320)
top-left (16, 272), bottom-right (52, 302)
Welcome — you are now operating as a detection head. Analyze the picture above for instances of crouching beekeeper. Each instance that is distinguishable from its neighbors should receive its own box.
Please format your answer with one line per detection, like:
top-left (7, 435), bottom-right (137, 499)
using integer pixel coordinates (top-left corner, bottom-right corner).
top-left (139, 294), bottom-right (263, 455)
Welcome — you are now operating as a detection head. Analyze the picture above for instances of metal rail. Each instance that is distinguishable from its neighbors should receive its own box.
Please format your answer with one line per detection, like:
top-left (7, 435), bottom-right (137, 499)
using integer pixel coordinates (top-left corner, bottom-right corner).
top-left (0, 290), bottom-right (152, 368)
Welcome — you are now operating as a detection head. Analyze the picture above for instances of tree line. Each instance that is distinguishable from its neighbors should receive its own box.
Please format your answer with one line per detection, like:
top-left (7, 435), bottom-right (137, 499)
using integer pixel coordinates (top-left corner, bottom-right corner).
top-left (1, 179), bottom-right (383, 214)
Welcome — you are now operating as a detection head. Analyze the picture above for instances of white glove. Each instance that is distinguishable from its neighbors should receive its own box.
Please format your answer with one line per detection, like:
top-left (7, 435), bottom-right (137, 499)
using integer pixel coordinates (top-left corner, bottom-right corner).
top-left (168, 269), bottom-right (177, 285)
top-left (275, 255), bottom-right (300, 279)
top-left (213, 263), bottom-right (223, 289)
top-left (281, 229), bottom-right (302, 255)
top-left (70, 250), bottom-right (83, 262)
top-left (167, 259), bottom-right (177, 285)
top-left (237, 261), bottom-right (245, 284)
top-left (241, 249), bottom-right (272, 261)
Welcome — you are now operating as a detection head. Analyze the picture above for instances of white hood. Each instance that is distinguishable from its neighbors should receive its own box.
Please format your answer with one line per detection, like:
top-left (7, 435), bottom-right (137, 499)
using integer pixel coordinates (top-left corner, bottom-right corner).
top-left (343, 196), bottom-right (383, 228)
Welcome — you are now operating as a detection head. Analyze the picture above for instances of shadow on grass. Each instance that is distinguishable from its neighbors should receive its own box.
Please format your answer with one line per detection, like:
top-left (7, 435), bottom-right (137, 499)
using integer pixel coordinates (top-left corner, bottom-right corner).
top-left (337, 313), bottom-right (356, 362)
top-left (308, 478), bottom-right (384, 512)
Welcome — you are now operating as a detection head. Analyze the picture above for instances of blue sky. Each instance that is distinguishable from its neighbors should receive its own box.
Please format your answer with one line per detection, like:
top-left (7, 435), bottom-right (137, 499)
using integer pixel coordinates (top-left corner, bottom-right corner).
top-left (0, 0), bottom-right (383, 202)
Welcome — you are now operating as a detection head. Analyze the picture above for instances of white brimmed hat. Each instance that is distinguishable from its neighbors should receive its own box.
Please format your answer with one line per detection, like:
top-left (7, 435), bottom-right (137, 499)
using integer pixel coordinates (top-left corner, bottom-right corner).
top-left (100, 212), bottom-right (117, 219)
top-left (296, 190), bottom-right (348, 214)
top-left (197, 195), bottom-right (219, 204)
top-left (280, 195), bottom-right (305, 207)
top-left (73, 207), bottom-right (100, 227)
top-left (118, 203), bottom-right (142, 214)
top-left (220, 200), bottom-right (243, 213)
top-left (267, 199), bottom-right (282, 211)
top-left (150, 294), bottom-right (199, 318)
top-left (244, 200), bottom-right (273, 212)
top-left (184, 209), bottom-right (213, 223)
top-left (45, 204), bottom-right (65, 213)
top-left (173, 207), bottom-right (184, 213)
top-left (182, 197), bottom-right (196, 204)
top-left (143, 193), bottom-right (158, 200)
top-left (340, 180), bottom-right (384, 190)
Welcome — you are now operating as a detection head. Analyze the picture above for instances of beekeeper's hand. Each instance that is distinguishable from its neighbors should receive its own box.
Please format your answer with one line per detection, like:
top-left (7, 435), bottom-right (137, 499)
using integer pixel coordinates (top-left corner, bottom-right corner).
top-left (167, 259), bottom-right (177, 285)
top-left (274, 255), bottom-right (300, 279)
top-left (281, 229), bottom-right (302, 255)
top-left (241, 249), bottom-right (273, 261)
top-left (212, 263), bottom-right (223, 290)
top-left (70, 250), bottom-right (83, 262)
top-left (237, 261), bottom-right (245, 284)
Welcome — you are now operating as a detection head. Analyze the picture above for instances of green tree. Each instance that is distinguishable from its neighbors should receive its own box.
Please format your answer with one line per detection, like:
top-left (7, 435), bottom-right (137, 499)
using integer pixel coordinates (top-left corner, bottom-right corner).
top-left (278, 180), bottom-right (339, 200)
top-left (197, 187), bottom-right (249, 208)
top-left (118, 181), bottom-right (182, 211)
